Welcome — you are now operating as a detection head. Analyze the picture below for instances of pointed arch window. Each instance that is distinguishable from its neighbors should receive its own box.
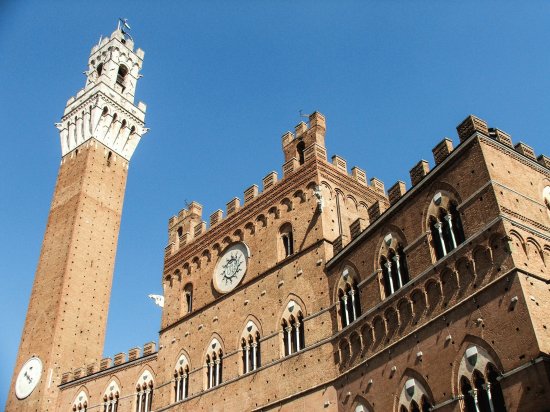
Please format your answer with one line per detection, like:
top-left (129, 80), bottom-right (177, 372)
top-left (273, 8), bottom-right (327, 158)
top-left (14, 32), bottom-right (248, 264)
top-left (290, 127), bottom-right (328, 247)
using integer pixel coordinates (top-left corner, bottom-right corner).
top-left (380, 244), bottom-right (409, 298)
top-left (97, 63), bottom-right (104, 77)
top-left (241, 324), bottom-right (261, 374)
top-left (102, 381), bottom-right (120, 412)
top-left (280, 223), bottom-right (294, 258)
top-left (429, 201), bottom-right (465, 260)
top-left (117, 64), bottom-right (128, 88)
top-left (205, 340), bottom-right (223, 389)
top-left (460, 364), bottom-right (507, 412)
top-left (135, 371), bottom-right (153, 412)
top-left (398, 378), bottom-right (433, 412)
top-left (338, 270), bottom-right (361, 328)
top-left (72, 391), bottom-right (88, 412)
top-left (174, 355), bottom-right (189, 402)
top-left (282, 301), bottom-right (305, 356)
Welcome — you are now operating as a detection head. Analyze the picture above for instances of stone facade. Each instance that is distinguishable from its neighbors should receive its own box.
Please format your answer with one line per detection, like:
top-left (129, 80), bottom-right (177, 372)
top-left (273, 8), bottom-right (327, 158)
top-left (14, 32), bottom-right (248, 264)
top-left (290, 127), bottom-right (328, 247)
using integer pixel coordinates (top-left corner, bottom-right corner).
top-left (8, 29), bottom-right (550, 412)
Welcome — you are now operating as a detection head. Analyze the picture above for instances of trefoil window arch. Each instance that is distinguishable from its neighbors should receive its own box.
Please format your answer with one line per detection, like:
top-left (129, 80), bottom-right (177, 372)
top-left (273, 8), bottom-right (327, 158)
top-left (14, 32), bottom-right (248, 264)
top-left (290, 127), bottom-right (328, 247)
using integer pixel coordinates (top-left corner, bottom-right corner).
top-left (205, 339), bottom-right (223, 389)
top-left (135, 371), bottom-right (153, 412)
top-left (281, 300), bottom-right (305, 356)
top-left (380, 237), bottom-right (410, 298)
top-left (174, 354), bottom-right (189, 402)
top-left (338, 267), bottom-right (361, 328)
top-left (241, 321), bottom-right (261, 374)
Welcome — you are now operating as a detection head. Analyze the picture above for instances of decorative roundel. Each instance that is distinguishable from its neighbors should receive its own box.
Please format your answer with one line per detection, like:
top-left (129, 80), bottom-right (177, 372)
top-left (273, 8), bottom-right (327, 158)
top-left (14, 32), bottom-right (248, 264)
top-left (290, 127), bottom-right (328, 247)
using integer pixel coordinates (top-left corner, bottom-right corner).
top-left (543, 186), bottom-right (550, 212)
top-left (15, 356), bottom-right (42, 399)
top-left (213, 242), bottom-right (250, 293)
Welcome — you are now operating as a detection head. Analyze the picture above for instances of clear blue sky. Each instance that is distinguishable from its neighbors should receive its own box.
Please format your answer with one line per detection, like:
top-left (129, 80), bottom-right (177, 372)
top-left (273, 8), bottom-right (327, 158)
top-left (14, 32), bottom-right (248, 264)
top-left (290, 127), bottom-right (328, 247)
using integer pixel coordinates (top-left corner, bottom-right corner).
top-left (1, 1), bottom-right (549, 408)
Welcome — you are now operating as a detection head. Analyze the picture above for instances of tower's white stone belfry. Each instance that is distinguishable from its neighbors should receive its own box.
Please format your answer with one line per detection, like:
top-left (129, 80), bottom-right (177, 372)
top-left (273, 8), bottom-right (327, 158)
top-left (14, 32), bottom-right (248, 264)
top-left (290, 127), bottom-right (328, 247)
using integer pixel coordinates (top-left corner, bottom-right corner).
top-left (56, 28), bottom-right (147, 160)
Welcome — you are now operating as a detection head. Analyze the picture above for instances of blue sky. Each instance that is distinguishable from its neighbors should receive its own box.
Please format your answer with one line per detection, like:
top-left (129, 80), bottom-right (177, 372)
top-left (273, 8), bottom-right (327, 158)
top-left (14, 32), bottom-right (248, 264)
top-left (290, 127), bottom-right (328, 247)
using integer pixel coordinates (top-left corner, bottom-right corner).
top-left (1, 1), bottom-right (549, 408)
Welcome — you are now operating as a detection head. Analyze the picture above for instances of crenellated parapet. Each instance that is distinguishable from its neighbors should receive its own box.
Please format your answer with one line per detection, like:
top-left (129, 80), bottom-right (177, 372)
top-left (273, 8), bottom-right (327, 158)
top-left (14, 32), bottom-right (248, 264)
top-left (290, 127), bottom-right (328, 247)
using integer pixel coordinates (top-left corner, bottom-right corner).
top-left (164, 112), bottom-right (386, 259)
top-left (331, 114), bottom-right (550, 254)
top-left (60, 342), bottom-right (157, 386)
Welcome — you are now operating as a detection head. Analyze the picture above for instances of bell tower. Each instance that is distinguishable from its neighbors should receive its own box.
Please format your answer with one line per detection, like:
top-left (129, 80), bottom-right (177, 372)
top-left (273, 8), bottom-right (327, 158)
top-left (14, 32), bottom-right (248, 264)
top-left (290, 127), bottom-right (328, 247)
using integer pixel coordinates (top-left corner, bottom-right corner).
top-left (7, 26), bottom-right (147, 411)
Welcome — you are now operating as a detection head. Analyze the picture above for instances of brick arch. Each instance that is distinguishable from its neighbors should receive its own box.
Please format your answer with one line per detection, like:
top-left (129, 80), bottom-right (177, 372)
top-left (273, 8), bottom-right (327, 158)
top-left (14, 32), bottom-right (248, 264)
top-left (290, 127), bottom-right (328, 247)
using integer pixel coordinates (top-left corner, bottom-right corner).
top-left (280, 197), bottom-right (293, 212)
top-left (102, 376), bottom-right (122, 401)
top-left (451, 335), bottom-right (504, 394)
top-left (135, 366), bottom-right (155, 390)
top-left (278, 293), bottom-right (307, 325)
top-left (333, 262), bottom-right (361, 303)
top-left (174, 349), bottom-right (192, 372)
top-left (293, 189), bottom-right (306, 203)
top-left (350, 395), bottom-right (374, 412)
top-left (397, 298), bottom-right (413, 334)
top-left (71, 387), bottom-right (90, 412)
top-left (425, 279), bottom-right (442, 315)
top-left (472, 245), bottom-right (493, 285)
top-left (236, 314), bottom-right (263, 348)
top-left (526, 237), bottom-right (544, 264)
top-left (374, 224), bottom-right (408, 267)
top-left (455, 256), bottom-right (474, 298)
top-left (508, 230), bottom-right (526, 256)
top-left (318, 180), bottom-right (332, 199)
top-left (489, 233), bottom-right (508, 269)
top-left (423, 182), bottom-right (463, 224)
top-left (244, 221), bottom-right (255, 236)
top-left (395, 368), bottom-right (435, 412)
top-left (440, 267), bottom-right (458, 307)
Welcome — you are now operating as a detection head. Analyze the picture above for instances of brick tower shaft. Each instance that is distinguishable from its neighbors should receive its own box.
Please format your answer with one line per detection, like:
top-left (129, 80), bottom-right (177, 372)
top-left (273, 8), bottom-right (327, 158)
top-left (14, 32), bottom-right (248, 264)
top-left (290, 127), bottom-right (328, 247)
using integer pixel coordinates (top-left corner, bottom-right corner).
top-left (7, 26), bottom-right (146, 411)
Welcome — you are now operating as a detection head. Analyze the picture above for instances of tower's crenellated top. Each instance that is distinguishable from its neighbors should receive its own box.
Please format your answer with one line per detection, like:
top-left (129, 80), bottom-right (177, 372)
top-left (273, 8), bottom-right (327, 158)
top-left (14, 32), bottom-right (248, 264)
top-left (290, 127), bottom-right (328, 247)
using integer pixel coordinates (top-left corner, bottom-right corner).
top-left (56, 25), bottom-right (148, 161)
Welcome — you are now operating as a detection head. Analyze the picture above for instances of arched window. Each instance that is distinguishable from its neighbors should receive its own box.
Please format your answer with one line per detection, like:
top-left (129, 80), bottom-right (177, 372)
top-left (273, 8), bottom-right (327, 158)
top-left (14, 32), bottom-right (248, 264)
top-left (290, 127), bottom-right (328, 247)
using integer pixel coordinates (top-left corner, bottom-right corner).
top-left (487, 363), bottom-right (506, 411)
top-left (102, 381), bottom-right (120, 412)
top-left (205, 339), bottom-right (223, 389)
top-left (280, 223), bottom-right (294, 258)
top-left (429, 196), bottom-right (465, 260)
top-left (380, 244), bottom-right (410, 298)
top-left (458, 346), bottom-right (507, 412)
top-left (338, 269), bottom-right (361, 328)
top-left (174, 355), bottom-right (189, 402)
top-left (117, 64), bottom-right (128, 88)
top-left (460, 376), bottom-right (476, 412)
top-left (297, 140), bottom-right (306, 165)
top-left (72, 390), bottom-right (88, 412)
top-left (398, 378), bottom-right (433, 412)
top-left (281, 301), bottom-right (305, 356)
top-left (135, 371), bottom-right (153, 412)
top-left (97, 63), bottom-right (104, 77)
top-left (183, 283), bottom-right (193, 314)
top-left (241, 322), bottom-right (261, 374)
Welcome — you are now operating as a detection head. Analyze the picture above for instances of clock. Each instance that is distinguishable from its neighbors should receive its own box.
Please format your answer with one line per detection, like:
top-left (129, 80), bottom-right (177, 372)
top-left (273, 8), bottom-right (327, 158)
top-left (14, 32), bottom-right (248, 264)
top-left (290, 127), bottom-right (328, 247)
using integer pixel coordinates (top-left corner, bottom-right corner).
top-left (213, 242), bottom-right (250, 293)
top-left (15, 357), bottom-right (42, 399)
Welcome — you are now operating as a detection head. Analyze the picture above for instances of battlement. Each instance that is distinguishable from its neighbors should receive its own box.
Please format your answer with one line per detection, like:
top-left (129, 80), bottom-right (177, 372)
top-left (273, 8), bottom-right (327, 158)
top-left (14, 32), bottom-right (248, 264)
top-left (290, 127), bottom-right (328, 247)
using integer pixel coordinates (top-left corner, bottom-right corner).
top-left (344, 114), bottom-right (550, 238)
top-left (60, 342), bottom-right (157, 386)
top-left (165, 112), bottom-right (386, 256)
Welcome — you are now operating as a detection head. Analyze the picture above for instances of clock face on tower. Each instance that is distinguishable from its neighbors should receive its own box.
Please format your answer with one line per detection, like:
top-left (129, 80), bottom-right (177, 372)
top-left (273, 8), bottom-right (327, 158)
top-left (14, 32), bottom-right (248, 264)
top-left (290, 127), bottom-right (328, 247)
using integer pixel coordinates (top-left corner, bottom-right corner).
top-left (213, 242), bottom-right (250, 293)
top-left (15, 357), bottom-right (42, 399)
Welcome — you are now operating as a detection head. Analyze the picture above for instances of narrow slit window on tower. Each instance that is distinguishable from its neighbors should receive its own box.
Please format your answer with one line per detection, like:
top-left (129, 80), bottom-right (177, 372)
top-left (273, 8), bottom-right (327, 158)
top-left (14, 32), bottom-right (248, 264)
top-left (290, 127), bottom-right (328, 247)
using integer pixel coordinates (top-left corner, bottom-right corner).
top-left (184, 283), bottom-right (193, 314)
top-left (297, 140), bottom-right (306, 165)
top-left (97, 63), bottom-right (103, 77)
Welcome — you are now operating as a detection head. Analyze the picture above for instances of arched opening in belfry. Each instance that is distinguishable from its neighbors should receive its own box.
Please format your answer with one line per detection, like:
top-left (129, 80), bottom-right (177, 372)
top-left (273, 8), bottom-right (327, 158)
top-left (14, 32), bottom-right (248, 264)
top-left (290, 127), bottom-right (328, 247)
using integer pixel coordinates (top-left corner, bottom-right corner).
top-left (97, 63), bottom-right (103, 77)
top-left (116, 64), bottom-right (128, 89)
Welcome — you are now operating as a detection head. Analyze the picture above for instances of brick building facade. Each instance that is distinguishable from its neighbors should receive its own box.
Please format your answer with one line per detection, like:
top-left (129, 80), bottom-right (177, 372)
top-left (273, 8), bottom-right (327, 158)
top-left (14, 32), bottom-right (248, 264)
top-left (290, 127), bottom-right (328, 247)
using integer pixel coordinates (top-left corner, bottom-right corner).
top-left (8, 28), bottom-right (550, 412)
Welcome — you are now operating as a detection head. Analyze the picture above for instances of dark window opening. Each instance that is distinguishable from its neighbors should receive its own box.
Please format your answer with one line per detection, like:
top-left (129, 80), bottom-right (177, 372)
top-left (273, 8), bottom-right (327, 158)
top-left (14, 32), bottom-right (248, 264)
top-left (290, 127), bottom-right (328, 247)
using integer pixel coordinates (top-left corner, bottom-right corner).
top-left (297, 141), bottom-right (306, 165)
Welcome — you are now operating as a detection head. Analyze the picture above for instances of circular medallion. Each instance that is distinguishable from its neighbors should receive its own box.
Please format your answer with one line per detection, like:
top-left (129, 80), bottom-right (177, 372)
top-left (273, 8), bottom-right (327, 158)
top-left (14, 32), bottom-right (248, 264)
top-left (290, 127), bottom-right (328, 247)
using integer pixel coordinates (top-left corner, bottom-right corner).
top-left (15, 357), bottom-right (43, 399)
top-left (213, 242), bottom-right (249, 293)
